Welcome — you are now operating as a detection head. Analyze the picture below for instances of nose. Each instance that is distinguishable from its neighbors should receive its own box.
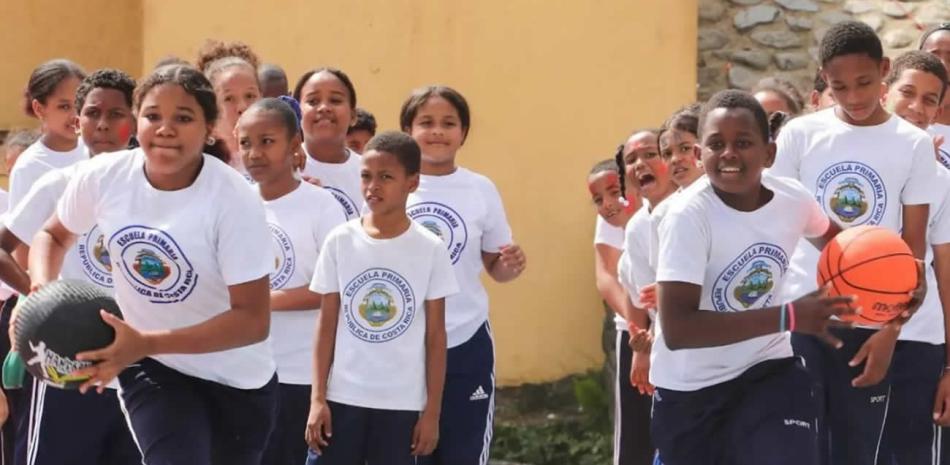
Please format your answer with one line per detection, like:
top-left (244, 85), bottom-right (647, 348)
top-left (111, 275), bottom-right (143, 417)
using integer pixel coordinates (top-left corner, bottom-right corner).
top-left (96, 116), bottom-right (110, 132)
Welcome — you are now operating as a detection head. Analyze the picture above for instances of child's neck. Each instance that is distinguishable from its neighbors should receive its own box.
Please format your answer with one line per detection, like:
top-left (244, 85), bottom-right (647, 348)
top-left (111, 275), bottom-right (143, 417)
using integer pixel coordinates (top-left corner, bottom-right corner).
top-left (304, 139), bottom-right (349, 164)
top-left (936, 107), bottom-right (950, 126)
top-left (836, 103), bottom-right (889, 126)
top-left (715, 184), bottom-right (773, 212)
top-left (145, 154), bottom-right (203, 191)
top-left (41, 133), bottom-right (77, 153)
top-left (645, 183), bottom-right (677, 211)
top-left (362, 211), bottom-right (411, 239)
top-left (421, 160), bottom-right (457, 176)
top-left (259, 173), bottom-right (300, 201)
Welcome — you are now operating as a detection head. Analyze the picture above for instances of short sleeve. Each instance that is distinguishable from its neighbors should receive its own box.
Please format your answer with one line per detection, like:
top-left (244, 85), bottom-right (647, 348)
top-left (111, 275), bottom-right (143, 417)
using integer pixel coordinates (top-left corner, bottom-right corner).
top-left (769, 122), bottom-right (802, 180)
top-left (788, 178), bottom-right (830, 238)
top-left (425, 244), bottom-right (459, 300)
top-left (310, 229), bottom-right (341, 293)
top-left (6, 170), bottom-right (64, 246)
top-left (216, 181), bottom-right (272, 286)
top-left (479, 178), bottom-right (513, 252)
top-left (930, 176), bottom-right (950, 245)
top-left (656, 205), bottom-right (709, 285)
top-left (902, 137), bottom-right (939, 205)
top-left (594, 215), bottom-right (624, 249)
top-left (56, 164), bottom-right (100, 235)
top-left (8, 160), bottom-right (38, 214)
top-left (315, 196), bottom-right (348, 253)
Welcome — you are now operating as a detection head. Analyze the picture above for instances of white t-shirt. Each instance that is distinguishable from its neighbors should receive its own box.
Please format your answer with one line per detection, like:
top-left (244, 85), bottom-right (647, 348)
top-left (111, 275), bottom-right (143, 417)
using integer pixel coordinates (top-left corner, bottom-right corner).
top-left (6, 164), bottom-right (112, 289)
top-left (56, 149), bottom-right (275, 389)
top-left (618, 206), bottom-right (653, 328)
top-left (652, 174), bottom-right (829, 391)
top-left (0, 190), bottom-right (11, 301)
top-left (929, 124), bottom-right (950, 170)
top-left (902, 166), bottom-right (950, 344)
top-left (406, 168), bottom-right (513, 347)
top-left (310, 220), bottom-right (459, 411)
top-left (594, 215), bottom-right (624, 249)
top-left (9, 140), bottom-right (86, 213)
top-left (771, 109), bottom-right (936, 301)
top-left (262, 182), bottom-right (346, 385)
top-left (300, 147), bottom-right (363, 221)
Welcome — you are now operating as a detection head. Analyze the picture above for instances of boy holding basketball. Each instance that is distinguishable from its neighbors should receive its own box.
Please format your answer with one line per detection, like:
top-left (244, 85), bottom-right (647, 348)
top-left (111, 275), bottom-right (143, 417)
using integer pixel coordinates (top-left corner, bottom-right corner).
top-left (771, 21), bottom-right (937, 465)
top-left (879, 50), bottom-right (950, 464)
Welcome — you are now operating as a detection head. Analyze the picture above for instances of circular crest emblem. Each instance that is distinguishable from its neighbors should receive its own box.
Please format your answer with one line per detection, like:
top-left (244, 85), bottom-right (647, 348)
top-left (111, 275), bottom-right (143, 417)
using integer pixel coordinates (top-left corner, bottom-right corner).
top-left (111, 225), bottom-right (197, 304)
top-left (268, 223), bottom-right (295, 289)
top-left (342, 268), bottom-right (415, 343)
top-left (815, 161), bottom-right (886, 226)
top-left (77, 225), bottom-right (113, 288)
top-left (407, 201), bottom-right (469, 264)
top-left (712, 243), bottom-right (788, 312)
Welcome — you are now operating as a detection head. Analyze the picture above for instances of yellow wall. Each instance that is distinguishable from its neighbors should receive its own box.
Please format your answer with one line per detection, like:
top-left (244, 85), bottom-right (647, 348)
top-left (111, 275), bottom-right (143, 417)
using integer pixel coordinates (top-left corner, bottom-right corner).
top-left (5, 0), bottom-right (697, 385)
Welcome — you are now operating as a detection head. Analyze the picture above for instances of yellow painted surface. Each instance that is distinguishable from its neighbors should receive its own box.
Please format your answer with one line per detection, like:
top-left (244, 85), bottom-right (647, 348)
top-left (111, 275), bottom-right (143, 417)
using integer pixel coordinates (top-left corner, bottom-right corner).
top-left (5, 0), bottom-right (696, 385)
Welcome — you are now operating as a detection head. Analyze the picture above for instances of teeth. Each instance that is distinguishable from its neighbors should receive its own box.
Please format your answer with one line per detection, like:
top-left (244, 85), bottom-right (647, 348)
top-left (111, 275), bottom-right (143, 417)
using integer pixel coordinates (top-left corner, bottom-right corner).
top-left (720, 167), bottom-right (740, 173)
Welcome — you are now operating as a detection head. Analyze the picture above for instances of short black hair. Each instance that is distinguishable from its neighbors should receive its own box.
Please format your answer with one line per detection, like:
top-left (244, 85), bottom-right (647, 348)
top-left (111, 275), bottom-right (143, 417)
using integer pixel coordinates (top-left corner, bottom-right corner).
top-left (752, 77), bottom-right (805, 115)
top-left (819, 20), bottom-right (884, 66)
top-left (349, 108), bottom-right (377, 135)
top-left (258, 64), bottom-right (287, 83)
top-left (75, 68), bottom-right (136, 112)
top-left (813, 69), bottom-right (827, 93)
top-left (699, 89), bottom-right (770, 143)
top-left (885, 50), bottom-right (949, 102)
top-left (23, 59), bottom-right (86, 117)
top-left (590, 158), bottom-right (620, 176)
top-left (293, 68), bottom-right (357, 109)
top-left (243, 97), bottom-right (300, 138)
top-left (400, 86), bottom-right (471, 142)
top-left (920, 23), bottom-right (950, 50)
top-left (364, 131), bottom-right (421, 175)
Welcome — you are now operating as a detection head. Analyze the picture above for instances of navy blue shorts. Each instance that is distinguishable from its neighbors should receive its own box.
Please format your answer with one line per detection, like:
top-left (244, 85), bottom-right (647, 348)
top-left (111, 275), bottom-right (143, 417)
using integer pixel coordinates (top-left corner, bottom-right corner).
top-left (118, 357), bottom-right (277, 465)
top-left (651, 357), bottom-right (818, 465)
top-left (420, 321), bottom-right (495, 465)
top-left (879, 341), bottom-right (945, 465)
top-left (305, 401), bottom-right (419, 465)
top-left (262, 383), bottom-right (310, 465)
top-left (793, 328), bottom-right (891, 465)
top-left (614, 329), bottom-right (654, 465)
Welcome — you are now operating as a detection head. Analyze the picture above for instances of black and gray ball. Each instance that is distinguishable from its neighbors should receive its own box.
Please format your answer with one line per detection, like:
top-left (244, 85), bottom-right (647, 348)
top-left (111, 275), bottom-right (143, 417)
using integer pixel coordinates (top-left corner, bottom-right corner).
top-left (15, 280), bottom-right (122, 389)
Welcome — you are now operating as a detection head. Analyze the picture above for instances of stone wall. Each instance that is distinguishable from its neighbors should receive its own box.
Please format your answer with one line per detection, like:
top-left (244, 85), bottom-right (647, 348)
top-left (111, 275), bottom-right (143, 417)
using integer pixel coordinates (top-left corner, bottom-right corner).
top-left (698, 0), bottom-right (950, 101)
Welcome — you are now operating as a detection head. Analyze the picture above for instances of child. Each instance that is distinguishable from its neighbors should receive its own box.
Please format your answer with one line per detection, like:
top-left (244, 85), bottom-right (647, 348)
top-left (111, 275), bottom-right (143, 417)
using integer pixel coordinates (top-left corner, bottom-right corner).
top-left (2, 68), bottom-right (140, 465)
top-left (809, 70), bottom-right (836, 112)
top-left (753, 77), bottom-right (805, 116)
top-left (920, 25), bottom-right (950, 169)
top-left (259, 64), bottom-right (290, 98)
top-left (196, 40), bottom-right (262, 172)
top-left (237, 98), bottom-right (347, 465)
top-left (652, 89), bottom-right (860, 465)
top-left (306, 131), bottom-right (458, 464)
top-left (2, 129), bottom-right (40, 182)
top-left (770, 21), bottom-right (937, 465)
top-left (346, 108), bottom-right (377, 154)
top-left (657, 104), bottom-right (705, 189)
top-left (588, 158), bottom-right (636, 320)
top-left (294, 68), bottom-right (363, 220)
top-left (399, 86), bottom-right (525, 465)
top-left (878, 50), bottom-right (950, 465)
top-left (29, 64), bottom-right (277, 464)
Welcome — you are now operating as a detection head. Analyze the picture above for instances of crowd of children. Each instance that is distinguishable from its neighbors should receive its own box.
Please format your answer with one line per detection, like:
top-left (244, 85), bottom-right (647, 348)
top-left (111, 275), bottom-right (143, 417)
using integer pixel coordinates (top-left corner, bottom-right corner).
top-left (587, 20), bottom-right (950, 465)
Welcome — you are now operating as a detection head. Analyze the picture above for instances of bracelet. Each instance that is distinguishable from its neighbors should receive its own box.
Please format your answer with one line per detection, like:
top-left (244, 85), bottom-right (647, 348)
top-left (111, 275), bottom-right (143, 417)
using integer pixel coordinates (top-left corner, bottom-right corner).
top-left (779, 303), bottom-right (787, 333)
top-left (788, 302), bottom-right (797, 332)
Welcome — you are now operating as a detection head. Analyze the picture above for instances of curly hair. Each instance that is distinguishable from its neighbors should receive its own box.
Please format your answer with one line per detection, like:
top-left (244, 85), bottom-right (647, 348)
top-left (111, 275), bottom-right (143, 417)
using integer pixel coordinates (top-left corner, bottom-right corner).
top-left (75, 68), bottom-right (136, 111)
top-left (195, 39), bottom-right (260, 73)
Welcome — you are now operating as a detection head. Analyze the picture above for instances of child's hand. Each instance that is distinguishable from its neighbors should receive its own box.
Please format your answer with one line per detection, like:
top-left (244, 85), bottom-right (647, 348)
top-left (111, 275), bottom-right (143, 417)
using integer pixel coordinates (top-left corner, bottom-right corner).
top-left (891, 260), bottom-right (927, 326)
top-left (301, 174), bottom-right (323, 187)
top-left (850, 324), bottom-right (899, 388)
top-left (638, 283), bottom-right (657, 310)
top-left (630, 348), bottom-right (654, 395)
top-left (305, 399), bottom-right (332, 453)
top-left (933, 371), bottom-right (950, 426)
top-left (498, 244), bottom-right (526, 276)
top-left (73, 310), bottom-right (152, 394)
top-left (790, 286), bottom-right (857, 348)
top-left (935, 135), bottom-right (945, 159)
top-left (627, 325), bottom-right (653, 353)
top-left (411, 409), bottom-right (439, 456)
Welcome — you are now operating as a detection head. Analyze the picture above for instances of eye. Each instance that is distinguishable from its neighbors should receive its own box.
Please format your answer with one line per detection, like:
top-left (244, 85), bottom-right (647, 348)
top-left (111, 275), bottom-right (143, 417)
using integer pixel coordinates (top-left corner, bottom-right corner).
top-left (306, 99), bottom-right (317, 106)
top-left (143, 112), bottom-right (160, 122)
top-left (643, 150), bottom-right (659, 159)
top-left (175, 114), bottom-right (193, 123)
top-left (83, 108), bottom-right (100, 117)
top-left (360, 172), bottom-right (371, 180)
top-left (707, 141), bottom-right (725, 151)
top-left (661, 148), bottom-right (673, 158)
top-left (736, 139), bottom-right (752, 149)
top-left (330, 97), bottom-right (345, 105)
top-left (245, 93), bottom-right (257, 100)
top-left (593, 196), bottom-right (603, 206)
top-left (239, 139), bottom-right (251, 149)
top-left (382, 174), bottom-right (393, 180)
top-left (224, 96), bottom-right (234, 103)
top-left (59, 103), bottom-right (71, 111)
top-left (262, 137), bottom-right (275, 145)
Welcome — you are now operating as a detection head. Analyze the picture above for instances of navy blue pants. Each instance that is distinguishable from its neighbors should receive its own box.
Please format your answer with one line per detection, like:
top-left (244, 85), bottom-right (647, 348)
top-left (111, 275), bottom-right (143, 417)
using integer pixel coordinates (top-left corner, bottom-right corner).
top-left (118, 357), bottom-right (278, 465)
top-left (262, 383), bottom-right (310, 465)
top-left (420, 321), bottom-right (495, 465)
top-left (879, 341), bottom-right (947, 465)
top-left (615, 330), bottom-right (654, 465)
top-left (305, 401), bottom-right (419, 465)
top-left (793, 328), bottom-right (891, 465)
top-left (651, 357), bottom-right (818, 465)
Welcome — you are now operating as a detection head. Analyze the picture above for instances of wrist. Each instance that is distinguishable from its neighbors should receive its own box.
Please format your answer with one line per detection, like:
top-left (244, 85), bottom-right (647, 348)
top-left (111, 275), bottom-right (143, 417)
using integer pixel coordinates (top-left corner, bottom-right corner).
top-left (139, 332), bottom-right (160, 358)
top-left (421, 406), bottom-right (441, 419)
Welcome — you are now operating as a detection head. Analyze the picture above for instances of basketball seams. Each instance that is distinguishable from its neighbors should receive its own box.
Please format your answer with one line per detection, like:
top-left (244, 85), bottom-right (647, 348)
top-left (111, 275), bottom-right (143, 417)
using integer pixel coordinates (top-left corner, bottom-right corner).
top-left (831, 252), bottom-right (917, 294)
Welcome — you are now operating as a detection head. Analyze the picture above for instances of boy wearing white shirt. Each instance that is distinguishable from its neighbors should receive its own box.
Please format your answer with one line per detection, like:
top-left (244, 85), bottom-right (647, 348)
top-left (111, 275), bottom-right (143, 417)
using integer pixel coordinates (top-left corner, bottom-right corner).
top-left (654, 90), bottom-right (865, 465)
top-left (770, 22), bottom-right (936, 465)
top-left (306, 132), bottom-right (458, 464)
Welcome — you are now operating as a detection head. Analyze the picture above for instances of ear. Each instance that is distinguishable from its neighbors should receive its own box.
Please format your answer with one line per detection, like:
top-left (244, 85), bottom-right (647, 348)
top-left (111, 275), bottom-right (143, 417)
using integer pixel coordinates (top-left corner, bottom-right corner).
top-left (880, 57), bottom-right (891, 78)
top-left (764, 141), bottom-right (777, 168)
top-left (407, 172), bottom-right (420, 193)
top-left (31, 99), bottom-right (44, 120)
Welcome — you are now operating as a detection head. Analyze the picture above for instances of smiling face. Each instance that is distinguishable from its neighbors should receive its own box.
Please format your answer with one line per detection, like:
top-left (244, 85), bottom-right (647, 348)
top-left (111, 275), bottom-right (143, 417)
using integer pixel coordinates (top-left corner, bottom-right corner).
top-left (884, 68), bottom-right (945, 130)
top-left (136, 83), bottom-right (213, 177)
top-left (361, 149), bottom-right (419, 215)
top-left (408, 96), bottom-right (466, 169)
top-left (659, 128), bottom-right (703, 187)
top-left (34, 76), bottom-right (82, 145)
top-left (299, 71), bottom-right (355, 146)
top-left (79, 87), bottom-right (134, 155)
top-left (587, 170), bottom-right (633, 227)
top-left (700, 107), bottom-right (775, 196)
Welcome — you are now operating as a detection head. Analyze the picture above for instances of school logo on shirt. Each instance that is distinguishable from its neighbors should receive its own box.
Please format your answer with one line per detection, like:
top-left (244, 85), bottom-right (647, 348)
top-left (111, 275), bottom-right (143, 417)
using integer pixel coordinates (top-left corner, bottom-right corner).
top-left (815, 161), bottom-right (886, 226)
top-left (342, 267), bottom-right (416, 343)
top-left (407, 202), bottom-right (468, 264)
top-left (712, 243), bottom-right (788, 312)
top-left (325, 186), bottom-right (359, 220)
top-left (939, 148), bottom-right (950, 171)
top-left (111, 225), bottom-right (197, 304)
top-left (76, 225), bottom-right (113, 288)
top-left (268, 223), bottom-right (295, 289)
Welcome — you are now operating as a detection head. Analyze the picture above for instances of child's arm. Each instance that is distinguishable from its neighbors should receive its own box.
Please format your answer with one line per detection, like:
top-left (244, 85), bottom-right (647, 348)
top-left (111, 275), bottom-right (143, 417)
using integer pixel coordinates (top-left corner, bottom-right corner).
top-left (932, 243), bottom-right (950, 426)
top-left (270, 287), bottom-right (322, 311)
top-left (806, 221), bottom-right (843, 252)
top-left (27, 216), bottom-right (76, 290)
top-left (482, 244), bottom-right (526, 283)
top-left (0, 228), bottom-right (29, 295)
top-left (902, 204), bottom-right (930, 260)
top-left (413, 297), bottom-right (447, 456)
top-left (306, 292), bottom-right (340, 453)
top-left (594, 243), bottom-right (629, 317)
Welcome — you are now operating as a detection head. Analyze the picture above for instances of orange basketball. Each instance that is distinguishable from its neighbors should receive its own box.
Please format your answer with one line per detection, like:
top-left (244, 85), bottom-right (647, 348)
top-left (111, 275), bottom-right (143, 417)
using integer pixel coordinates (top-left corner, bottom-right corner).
top-left (816, 225), bottom-right (917, 325)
